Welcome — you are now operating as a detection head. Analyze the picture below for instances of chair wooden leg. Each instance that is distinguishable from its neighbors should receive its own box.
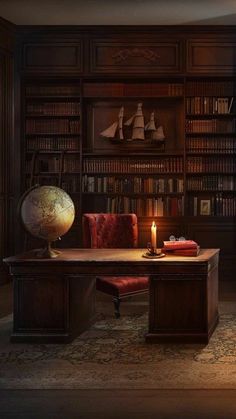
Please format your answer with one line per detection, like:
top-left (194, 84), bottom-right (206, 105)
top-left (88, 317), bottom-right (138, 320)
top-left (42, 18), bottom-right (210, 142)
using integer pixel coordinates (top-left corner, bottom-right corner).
top-left (113, 297), bottom-right (121, 318)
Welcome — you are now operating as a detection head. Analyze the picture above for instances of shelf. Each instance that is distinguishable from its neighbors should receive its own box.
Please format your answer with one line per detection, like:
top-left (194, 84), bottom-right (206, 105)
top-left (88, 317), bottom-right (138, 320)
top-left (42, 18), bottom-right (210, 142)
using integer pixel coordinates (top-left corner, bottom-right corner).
top-left (82, 192), bottom-right (184, 196)
top-left (25, 133), bottom-right (80, 137)
top-left (25, 95), bottom-right (80, 100)
top-left (82, 172), bottom-right (184, 176)
top-left (83, 151), bottom-right (184, 157)
top-left (187, 190), bottom-right (235, 193)
top-left (186, 114), bottom-right (236, 118)
top-left (186, 132), bottom-right (236, 136)
top-left (186, 152), bottom-right (236, 156)
top-left (25, 172), bottom-right (60, 176)
top-left (187, 172), bottom-right (235, 175)
top-left (25, 172), bottom-right (81, 175)
top-left (26, 114), bottom-right (80, 118)
top-left (26, 150), bottom-right (80, 154)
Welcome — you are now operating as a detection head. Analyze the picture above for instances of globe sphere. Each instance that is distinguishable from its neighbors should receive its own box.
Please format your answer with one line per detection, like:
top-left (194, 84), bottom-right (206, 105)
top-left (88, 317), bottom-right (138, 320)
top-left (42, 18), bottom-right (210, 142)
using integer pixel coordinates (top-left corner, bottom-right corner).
top-left (19, 185), bottom-right (75, 242)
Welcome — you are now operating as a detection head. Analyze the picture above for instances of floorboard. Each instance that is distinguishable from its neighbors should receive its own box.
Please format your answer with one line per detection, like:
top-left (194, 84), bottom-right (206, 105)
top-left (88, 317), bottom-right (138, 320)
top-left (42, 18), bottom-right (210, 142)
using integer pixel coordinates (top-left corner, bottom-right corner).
top-left (1, 389), bottom-right (236, 419)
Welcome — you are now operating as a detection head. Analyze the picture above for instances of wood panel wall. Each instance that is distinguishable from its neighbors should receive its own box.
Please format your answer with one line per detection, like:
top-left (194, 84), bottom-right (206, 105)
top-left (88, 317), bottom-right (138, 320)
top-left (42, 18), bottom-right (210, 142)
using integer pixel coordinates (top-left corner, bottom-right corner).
top-left (0, 18), bottom-right (15, 283)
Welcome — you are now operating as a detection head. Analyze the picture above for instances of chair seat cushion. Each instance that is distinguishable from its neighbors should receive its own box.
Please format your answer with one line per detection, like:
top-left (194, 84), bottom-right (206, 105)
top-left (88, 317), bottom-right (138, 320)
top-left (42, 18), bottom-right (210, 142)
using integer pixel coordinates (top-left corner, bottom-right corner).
top-left (96, 276), bottom-right (149, 297)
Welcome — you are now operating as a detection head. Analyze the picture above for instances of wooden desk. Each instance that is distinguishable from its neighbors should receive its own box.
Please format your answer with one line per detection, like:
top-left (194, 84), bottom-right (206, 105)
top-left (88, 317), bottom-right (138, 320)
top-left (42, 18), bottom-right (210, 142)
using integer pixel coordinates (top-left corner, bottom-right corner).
top-left (4, 248), bottom-right (219, 344)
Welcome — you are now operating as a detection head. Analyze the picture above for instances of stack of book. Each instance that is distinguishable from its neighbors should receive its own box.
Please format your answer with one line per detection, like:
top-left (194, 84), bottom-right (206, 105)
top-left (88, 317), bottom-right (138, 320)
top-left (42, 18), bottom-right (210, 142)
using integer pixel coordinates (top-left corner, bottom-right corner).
top-left (162, 240), bottom-right (200, 256)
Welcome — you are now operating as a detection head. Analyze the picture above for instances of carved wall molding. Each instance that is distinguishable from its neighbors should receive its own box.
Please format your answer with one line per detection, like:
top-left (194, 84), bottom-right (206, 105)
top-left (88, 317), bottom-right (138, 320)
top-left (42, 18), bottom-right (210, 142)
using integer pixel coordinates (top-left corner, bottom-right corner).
top-left (112, 47), bottom-right (160, 63)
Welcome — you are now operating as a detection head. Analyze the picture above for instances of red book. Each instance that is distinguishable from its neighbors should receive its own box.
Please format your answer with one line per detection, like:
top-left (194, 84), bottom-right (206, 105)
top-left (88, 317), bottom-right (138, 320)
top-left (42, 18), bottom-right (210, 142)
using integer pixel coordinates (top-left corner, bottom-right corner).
top-left (162, 240), bottom-right (198, 250)
top-left (163, 246), bottom-right (200, 256)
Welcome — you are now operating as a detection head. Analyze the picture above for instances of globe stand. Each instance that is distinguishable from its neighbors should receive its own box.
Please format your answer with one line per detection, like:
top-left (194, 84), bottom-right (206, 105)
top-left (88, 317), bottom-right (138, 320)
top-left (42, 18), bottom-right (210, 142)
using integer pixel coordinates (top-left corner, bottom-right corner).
top-left (35, 241), bottom-right (61, 259)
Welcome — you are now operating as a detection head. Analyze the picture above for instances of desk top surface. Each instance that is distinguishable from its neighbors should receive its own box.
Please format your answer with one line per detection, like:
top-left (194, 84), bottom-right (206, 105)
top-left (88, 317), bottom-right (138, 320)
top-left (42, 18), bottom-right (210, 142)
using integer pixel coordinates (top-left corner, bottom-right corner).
top-left (4, 248), bottom-right (219, 265)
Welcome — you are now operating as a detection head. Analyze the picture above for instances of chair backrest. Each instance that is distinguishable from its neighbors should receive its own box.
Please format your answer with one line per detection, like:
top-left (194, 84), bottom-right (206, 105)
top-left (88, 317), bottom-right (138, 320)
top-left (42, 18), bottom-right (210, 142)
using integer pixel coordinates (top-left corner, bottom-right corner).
top-left (82, 213), bottom-right (138, 249)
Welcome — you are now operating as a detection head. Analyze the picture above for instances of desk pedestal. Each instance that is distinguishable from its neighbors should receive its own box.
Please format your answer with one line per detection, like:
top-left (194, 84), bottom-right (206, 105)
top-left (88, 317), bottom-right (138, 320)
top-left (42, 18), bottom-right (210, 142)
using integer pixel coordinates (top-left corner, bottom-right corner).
top-left (12, 273), bottom-right (96, 343)
top-left (146, 258), bottom-right (219, 344)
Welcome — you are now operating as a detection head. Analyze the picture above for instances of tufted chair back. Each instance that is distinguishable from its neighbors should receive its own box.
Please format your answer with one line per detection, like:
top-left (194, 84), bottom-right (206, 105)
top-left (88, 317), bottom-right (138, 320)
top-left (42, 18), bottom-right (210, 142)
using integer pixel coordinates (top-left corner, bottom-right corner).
top-left (82, 213), bottom-right (138, 249)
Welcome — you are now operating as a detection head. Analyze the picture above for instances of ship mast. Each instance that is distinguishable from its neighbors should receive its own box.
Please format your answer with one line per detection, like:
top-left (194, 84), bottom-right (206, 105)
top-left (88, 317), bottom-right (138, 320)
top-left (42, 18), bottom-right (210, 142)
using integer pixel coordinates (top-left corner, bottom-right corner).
top-left (124, 102), bottom-right (145, 140)
top-left (118, 106), bottom-right (124, 140)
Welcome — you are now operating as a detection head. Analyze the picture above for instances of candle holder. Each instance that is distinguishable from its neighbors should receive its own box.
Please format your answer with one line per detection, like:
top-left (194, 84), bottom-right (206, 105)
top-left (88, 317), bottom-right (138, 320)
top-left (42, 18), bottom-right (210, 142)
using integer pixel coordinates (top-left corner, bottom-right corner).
top-left (142, 242), bottom-right (165, 259)
top-left (147, 242), bottom-right (161, 256)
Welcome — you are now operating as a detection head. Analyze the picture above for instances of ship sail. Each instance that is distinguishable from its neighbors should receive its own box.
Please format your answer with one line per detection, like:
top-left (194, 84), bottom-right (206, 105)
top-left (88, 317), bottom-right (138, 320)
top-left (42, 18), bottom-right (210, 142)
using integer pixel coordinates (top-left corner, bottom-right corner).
top-left (100, 107), bottom-right (124, 140)
top-left (145, 111), bottom-right (156, 131)
top-left (152, 125), bottom-right (165, 141)
top-left (145, 111), bottom-right (165, 141)
top-left (100, 122), bottom-right (118, 138)
top-left (124, 102), bottom-right (145, 140)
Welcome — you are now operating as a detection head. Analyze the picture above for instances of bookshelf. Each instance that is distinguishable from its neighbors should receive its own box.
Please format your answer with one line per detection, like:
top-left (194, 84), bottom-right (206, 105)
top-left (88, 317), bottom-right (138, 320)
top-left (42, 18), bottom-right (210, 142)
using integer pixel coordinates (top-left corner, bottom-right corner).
top-left (21, 77), bottom-right (236, 244)
top-left (23, 81), bottom-right (81, 239)
top-left (81, 81), bottom-right (185, 220)
top-left (82, 155), bottom-right (184, 216)
top-left (185, 79), bottom-right (236, 217)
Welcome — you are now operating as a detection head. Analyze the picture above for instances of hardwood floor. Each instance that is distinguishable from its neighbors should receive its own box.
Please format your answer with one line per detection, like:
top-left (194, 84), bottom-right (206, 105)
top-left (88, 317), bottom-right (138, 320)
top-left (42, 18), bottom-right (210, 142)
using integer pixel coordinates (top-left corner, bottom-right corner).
top-left (1, 389), bottom-right (236, 419)
top-left (1, 281), bottom-right (236, 418)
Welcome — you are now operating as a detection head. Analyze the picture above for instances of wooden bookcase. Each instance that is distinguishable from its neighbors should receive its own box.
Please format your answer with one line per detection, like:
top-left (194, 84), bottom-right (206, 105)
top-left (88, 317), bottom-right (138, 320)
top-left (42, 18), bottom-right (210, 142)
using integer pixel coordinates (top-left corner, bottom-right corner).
top-left (82, 80), bottom-right (185, 220)
top-left (185, 78), bottom-right (236, 217)
top-left (22, 80), bottom-right (82, 247)
top-left (9, 26), bottom-right (236, 280)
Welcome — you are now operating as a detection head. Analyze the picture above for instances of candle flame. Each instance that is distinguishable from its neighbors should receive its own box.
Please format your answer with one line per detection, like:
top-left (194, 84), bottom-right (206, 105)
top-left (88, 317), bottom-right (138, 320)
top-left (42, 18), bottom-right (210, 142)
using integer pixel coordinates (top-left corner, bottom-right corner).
top-left (152, 221), bottom-right (156, 228)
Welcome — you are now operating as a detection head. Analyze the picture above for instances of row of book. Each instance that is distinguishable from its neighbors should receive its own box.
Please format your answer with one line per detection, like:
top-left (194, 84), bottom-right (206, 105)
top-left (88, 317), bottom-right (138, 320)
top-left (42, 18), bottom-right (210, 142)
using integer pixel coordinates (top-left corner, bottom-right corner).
top-left (82, 175), bottom-right (184, 194)
top-left (186, 119), bottom-right (236, 133)
top-left (63, 158), bottom-right (80, 172)
top-left (83, 82), bottom-right (184, 97)
top-left (186, 137), bottom-right (236, 154)
top-left (188, 195), bottom-right (236, 216)
top-left (187, 176), bottom-right (236, 191)
top-left (25, 82), bottom-right (234, 98)
top-left (186, 97), bottom-right (234, 115)
top-left (186, 81), bottom-right (235, 96)
top-left (61, 178), bottom-right (80, 193)
top-left (103, 196), bottom-right (184, 217)
top-left (26, 102), bottom-right (80, 115)
top-left (186, 157), bottom-right (235, 173)
top-left (26, 85), bottom-right (80, 96)
top-left (26, 157), bottom-right (80, 173)
top-left (83, 157), bottom-right (183, 174)
top-left (26, 119), bottom-right (80, 134)
top-left (26, 137), bottom-right (79, 150)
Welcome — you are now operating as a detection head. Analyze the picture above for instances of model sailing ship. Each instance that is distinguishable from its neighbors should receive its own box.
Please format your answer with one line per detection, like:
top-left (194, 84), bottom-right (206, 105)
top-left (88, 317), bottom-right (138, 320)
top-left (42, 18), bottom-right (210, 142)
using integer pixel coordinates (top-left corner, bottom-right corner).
top-left (100, 103), bottom-right (165, 144)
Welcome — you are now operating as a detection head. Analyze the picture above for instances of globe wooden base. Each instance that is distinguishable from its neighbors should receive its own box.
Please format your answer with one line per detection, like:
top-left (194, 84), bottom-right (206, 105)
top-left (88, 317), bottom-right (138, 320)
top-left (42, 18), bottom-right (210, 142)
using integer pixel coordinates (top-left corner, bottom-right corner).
top-left (35, 242), bottom-right (61, 259)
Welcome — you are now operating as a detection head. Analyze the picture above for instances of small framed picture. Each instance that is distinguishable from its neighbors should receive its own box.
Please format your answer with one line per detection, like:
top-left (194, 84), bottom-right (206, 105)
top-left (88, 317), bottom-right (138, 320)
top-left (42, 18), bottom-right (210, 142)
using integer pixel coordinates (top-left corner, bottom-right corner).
top-left (200, 199), bottom-right (211, 216)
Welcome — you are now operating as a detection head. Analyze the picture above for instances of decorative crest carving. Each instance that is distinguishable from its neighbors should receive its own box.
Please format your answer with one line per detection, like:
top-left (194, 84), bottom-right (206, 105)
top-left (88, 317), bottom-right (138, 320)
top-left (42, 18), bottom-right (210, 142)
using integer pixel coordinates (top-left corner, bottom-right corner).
top-left (112, 48), bottom-right (160, 63)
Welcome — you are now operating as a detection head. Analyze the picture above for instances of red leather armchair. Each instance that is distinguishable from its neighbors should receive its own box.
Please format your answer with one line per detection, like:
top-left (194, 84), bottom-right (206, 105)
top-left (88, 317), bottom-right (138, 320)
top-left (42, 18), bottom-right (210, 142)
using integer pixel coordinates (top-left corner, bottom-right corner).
top-left (82, 213), bottom-right (149, 318)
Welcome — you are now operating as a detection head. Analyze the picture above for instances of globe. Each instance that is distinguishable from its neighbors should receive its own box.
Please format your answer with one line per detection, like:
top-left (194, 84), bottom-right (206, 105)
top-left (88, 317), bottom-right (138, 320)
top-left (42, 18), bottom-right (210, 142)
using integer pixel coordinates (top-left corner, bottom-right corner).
top-left (19, 185), bottom-right (75, 258)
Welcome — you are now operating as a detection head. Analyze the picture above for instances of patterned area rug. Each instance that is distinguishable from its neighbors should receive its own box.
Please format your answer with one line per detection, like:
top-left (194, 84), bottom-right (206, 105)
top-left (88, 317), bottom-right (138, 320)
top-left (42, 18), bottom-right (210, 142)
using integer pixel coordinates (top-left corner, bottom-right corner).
top-left (1, 302), bottom-right (236, 389)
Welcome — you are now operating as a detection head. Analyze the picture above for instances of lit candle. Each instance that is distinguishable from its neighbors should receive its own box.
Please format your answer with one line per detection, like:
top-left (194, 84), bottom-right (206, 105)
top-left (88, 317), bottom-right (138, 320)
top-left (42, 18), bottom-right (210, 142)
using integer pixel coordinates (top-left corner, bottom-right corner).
top-left (151, 221), bottom-right (157, 250)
